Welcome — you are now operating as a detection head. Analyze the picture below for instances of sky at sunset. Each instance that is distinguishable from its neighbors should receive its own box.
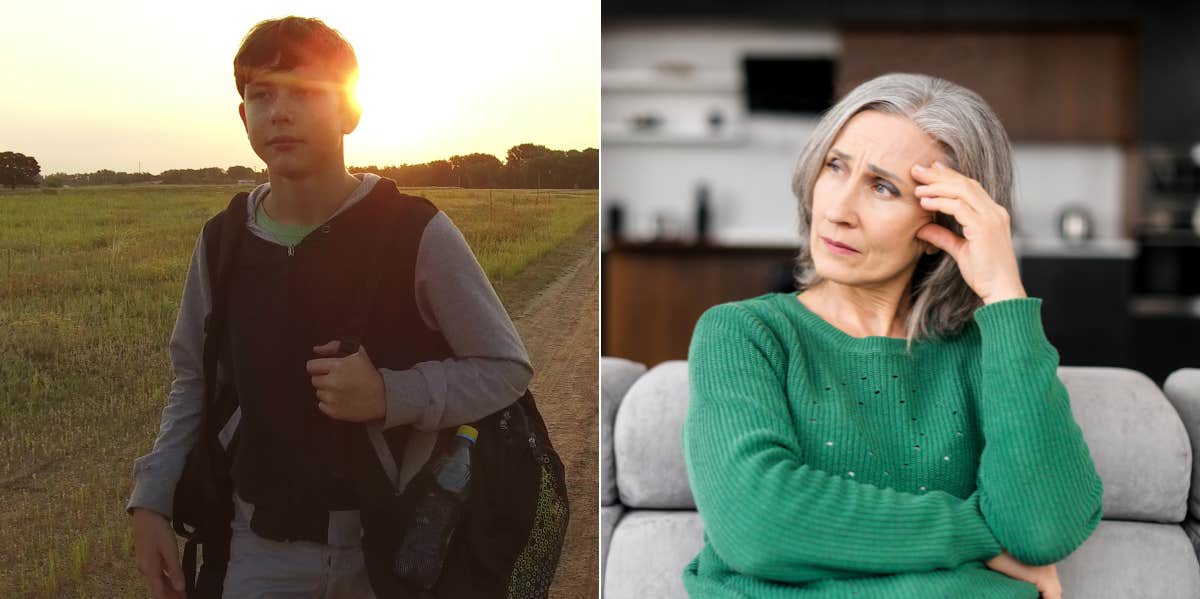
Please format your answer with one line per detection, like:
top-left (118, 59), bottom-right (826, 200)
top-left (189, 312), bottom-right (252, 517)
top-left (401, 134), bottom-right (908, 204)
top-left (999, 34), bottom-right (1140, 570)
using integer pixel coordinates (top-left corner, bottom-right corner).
top-left (0, 0), bottom-right (598, 175)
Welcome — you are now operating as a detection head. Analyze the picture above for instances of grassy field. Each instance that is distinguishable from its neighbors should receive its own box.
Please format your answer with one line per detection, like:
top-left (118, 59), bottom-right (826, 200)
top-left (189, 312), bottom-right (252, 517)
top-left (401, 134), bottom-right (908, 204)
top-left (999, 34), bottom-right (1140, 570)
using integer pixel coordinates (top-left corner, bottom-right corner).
top-left (0, 183), bottom-right (597, 597)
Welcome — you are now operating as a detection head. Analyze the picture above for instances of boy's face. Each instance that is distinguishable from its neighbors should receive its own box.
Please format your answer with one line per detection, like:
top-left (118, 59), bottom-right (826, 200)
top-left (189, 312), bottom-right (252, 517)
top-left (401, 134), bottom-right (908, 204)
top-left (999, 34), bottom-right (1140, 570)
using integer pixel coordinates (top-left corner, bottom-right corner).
top-left (238, 62), bottom-right (359, 178)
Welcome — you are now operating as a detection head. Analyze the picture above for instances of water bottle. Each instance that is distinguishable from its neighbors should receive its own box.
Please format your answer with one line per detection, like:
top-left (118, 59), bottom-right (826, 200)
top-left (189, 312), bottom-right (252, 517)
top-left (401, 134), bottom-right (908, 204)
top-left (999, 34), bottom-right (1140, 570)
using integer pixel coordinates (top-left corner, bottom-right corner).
top-left (394, 425), bottom-right (479, 590)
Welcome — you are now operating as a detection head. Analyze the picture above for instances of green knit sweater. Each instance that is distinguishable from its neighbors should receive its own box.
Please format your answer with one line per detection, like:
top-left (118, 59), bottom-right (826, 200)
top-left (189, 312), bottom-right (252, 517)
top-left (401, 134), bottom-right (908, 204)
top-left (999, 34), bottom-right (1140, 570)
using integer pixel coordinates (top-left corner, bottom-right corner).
top-left (681, 293), bottom-right (1104, 598)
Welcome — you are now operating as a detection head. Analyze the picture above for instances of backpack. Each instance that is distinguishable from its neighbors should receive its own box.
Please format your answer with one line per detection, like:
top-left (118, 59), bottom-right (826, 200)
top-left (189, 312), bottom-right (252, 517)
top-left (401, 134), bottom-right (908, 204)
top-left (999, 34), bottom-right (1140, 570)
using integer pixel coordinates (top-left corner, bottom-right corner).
top-left (171, 189), bottom-right (570, 598)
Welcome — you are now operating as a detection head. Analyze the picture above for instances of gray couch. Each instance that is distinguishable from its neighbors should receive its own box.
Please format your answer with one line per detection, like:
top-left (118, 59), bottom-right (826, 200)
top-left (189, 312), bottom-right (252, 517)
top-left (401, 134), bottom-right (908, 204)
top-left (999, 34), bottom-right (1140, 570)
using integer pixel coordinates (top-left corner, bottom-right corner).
top-left (601, 358), bottom-right (1200, 599)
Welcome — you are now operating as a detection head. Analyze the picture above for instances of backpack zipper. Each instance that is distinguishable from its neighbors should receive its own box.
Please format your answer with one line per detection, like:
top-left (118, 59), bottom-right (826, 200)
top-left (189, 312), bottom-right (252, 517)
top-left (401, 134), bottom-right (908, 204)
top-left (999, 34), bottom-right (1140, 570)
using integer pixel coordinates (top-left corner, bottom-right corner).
top-left (287, 245), bottom-right (295, 257)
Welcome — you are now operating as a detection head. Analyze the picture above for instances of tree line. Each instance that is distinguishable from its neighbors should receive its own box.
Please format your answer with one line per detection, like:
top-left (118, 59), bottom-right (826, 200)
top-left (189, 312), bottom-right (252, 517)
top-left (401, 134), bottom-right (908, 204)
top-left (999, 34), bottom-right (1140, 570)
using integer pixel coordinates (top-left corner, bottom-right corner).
top-left (369, 145), bottom-right (598, 189)
top-left (0, 151), bottom-right (40, 189)
top-left (3, 143), bottom-right (597, 190)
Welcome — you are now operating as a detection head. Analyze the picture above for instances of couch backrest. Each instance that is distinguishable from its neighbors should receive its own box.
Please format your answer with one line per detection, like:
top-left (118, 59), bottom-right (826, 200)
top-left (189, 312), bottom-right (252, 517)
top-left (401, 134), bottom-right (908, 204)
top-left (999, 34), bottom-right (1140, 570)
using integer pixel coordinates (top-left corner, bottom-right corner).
top-left (606, 360), bottom-right (1193, 522)
top-left (614, 361), bottom-right (694, 508)
top-left (1059, 367), bottom-right (1190, 522)
top-left (1165, 368), bottom-right (1200, 521)
top-left (602, 357), bottom-right (648, 506)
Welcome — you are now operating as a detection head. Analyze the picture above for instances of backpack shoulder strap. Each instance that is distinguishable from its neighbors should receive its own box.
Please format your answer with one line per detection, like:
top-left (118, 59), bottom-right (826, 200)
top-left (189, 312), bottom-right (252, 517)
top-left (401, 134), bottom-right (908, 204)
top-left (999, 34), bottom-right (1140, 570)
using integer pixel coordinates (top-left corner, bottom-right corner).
top-left (177, 191), bottom-right (249, 593)
top-left (202, 192), bottom-right (250, 411)
top-left (352, 191), bottom-right (416, 490)
top-left (343, 183), bottom-right (424, 344)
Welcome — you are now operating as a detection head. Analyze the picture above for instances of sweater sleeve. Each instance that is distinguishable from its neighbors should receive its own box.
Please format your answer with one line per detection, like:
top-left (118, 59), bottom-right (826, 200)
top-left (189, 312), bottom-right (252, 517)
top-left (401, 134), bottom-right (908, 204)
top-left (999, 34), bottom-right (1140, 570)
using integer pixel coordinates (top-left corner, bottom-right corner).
top-left (971, 297), bottom-right (1104, 566)
top-left (377, 211), bottom-right (532, 432)
top-left (126, 229), bottom-right (209, 519)
top-left (683, 303), bottom-right (1003, 583)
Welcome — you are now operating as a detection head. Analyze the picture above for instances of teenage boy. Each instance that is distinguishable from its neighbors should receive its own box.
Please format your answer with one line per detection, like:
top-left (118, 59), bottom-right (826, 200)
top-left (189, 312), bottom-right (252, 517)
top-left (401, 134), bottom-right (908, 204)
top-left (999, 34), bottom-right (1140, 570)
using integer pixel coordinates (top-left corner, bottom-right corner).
top-left (128, 16), bottom-right (531, 598)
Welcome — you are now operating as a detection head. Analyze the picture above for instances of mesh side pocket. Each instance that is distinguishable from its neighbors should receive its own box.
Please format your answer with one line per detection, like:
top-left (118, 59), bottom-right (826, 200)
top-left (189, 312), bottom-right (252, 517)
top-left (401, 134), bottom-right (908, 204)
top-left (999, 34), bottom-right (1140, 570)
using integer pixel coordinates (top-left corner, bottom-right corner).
top-left (507, 450), bottom-right (569, 599)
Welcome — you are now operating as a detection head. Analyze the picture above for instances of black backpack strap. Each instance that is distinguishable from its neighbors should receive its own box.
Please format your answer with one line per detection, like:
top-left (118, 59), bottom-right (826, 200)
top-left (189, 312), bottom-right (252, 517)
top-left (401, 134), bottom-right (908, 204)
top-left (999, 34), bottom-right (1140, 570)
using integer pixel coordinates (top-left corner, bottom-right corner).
top-left (342, 184), bottom-right (407, 340)
top-left (202, 192), bottom-right (250, 404)
top-left (181, 537), bottom-right (198, 594)
top-left (345, 195), bottom-right (410, 490)
top-left (178, 191), bottom-right (247, 595)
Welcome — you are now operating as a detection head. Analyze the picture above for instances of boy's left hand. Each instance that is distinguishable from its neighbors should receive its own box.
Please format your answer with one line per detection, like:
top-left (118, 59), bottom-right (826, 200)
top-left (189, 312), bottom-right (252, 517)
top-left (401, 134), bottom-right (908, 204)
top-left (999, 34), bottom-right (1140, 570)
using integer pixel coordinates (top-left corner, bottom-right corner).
top-left (307, 340), bottom-right (386, 423)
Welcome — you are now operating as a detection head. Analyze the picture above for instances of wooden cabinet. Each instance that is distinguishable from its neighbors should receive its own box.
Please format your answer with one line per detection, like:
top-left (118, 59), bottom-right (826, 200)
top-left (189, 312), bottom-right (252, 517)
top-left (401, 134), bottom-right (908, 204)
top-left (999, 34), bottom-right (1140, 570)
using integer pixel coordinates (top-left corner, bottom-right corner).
top-left (602, 244), bottom-right (796, 367)
top-left (838, 29), bottom-right (1137, 143)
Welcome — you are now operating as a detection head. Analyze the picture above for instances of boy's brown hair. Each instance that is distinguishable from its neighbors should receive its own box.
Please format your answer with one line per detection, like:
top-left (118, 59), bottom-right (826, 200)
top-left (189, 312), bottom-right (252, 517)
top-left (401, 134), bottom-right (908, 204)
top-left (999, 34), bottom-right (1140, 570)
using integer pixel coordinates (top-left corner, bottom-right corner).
top-left (233, 16), bottom-right (359, 113)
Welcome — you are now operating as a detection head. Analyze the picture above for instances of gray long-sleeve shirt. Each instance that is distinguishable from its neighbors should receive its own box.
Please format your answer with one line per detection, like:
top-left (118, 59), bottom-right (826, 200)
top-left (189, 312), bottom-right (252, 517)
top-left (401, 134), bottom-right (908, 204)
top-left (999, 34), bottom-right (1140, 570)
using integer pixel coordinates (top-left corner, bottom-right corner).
top-left (127, 173), bottom-right (532, 520)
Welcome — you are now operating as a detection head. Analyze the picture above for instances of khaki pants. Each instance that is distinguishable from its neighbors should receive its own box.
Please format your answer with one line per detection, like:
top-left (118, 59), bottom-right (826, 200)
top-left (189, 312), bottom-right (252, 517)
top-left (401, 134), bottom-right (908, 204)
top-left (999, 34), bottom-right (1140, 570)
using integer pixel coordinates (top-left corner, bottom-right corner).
top-left (223, 492), bottom-right (377, 599)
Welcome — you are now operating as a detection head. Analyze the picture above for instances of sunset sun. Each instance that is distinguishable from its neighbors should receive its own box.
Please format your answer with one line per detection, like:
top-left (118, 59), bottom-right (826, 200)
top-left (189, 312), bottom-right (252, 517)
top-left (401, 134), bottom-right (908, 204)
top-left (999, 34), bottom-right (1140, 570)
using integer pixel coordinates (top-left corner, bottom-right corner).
top-left (348, 46), bottom-right (470, 155)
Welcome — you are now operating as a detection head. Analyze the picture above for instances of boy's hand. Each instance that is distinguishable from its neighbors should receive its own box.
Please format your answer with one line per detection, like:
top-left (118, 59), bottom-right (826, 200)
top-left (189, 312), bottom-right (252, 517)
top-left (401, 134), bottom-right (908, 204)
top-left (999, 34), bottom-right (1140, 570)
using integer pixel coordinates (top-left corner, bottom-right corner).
top-left (307, 340), bottom-right (386, 423)
top-left (131, 507), bottom-right (186, 599)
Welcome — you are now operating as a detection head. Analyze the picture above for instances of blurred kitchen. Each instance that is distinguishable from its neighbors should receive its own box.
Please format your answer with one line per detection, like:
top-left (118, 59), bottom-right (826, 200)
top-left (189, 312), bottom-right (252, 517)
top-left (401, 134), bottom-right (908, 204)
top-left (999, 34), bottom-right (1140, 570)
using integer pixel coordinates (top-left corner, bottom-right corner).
top-left (600, 1), bottom-right (1200, 385)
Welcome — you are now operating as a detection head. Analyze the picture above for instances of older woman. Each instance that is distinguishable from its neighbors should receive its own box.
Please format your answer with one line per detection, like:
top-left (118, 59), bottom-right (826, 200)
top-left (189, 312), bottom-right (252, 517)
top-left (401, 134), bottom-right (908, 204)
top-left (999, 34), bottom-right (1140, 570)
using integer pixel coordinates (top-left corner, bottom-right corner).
top-left (682, 73), bottom-right (1103, 599)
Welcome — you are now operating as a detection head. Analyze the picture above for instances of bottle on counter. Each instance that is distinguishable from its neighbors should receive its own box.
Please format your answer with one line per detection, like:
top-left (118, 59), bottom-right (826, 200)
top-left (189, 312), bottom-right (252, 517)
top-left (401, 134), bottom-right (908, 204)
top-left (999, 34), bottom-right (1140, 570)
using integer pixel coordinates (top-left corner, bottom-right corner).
top-left (695, 182), bottom-right (711, 244)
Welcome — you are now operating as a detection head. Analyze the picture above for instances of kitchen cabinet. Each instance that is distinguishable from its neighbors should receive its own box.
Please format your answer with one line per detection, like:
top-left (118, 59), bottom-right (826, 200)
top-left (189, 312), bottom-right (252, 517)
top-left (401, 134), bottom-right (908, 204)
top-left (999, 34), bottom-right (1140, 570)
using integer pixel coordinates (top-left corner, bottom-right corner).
top-left (602, 0), bottom-right (1142, 22)
top-left (1129, 315), bottom-right (1200, 386)
top-left (602, 244), bottom-right (794, 367)
top-left (1018, 254), bottom-right (1135, 369)
top-left (838, 28), bottom-right (1137, 143)
top-left (604, 1), bottom-right (1200, 142)
top-left (1139, 6), bottom-right (1200, 144)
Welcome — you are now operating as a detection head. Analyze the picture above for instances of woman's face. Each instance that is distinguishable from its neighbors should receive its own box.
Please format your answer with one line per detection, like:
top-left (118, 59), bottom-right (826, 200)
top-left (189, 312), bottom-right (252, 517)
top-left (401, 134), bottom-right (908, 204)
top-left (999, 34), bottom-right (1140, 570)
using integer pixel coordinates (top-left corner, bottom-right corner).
top-left (810, 110), bottom-right (945, 291)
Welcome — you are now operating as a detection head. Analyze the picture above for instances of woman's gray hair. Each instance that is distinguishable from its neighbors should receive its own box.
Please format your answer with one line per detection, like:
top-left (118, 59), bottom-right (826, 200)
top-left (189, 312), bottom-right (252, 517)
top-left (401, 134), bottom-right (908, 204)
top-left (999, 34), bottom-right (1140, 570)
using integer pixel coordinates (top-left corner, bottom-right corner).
top-left (792, 72), bottom-right (1016, 351)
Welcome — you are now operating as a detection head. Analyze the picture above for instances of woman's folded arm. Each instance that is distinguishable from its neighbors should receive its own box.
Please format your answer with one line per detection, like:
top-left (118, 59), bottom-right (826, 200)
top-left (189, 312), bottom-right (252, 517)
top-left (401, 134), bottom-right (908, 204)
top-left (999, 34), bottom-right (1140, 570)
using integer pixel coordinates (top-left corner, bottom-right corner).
top-left (684, 304), bottom-right (1003, 583)
top-left (971, 298), bottom-right (1105, 566)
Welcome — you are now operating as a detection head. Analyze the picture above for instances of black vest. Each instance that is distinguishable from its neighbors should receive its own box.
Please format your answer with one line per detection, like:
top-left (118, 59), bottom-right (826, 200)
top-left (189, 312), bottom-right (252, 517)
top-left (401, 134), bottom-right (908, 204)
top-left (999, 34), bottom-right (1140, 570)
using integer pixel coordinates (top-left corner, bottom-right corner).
top-left (210, 177), bottom-right (453, 543)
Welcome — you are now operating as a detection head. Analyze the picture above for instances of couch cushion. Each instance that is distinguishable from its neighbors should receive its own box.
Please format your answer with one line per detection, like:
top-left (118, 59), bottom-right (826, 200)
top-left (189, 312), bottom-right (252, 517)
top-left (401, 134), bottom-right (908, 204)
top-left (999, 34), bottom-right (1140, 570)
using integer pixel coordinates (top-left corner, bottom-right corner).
top-left (1184, 517), bottom-right (1200, 564)
top-left (1058, 520), bottom-right (1200, 598)
top-left (1164, 368), bottom-right (1200, 521)
top-left (604, 510), bottom-right (704, 599)
top-left (1059, 367), bottom-right (1190, 522)
top-left (602, 357), bottom-right (648, 506)
top-left (614, 360), bottom-right (694, 508)
top-left (601, 504), bottom-right (625, 594)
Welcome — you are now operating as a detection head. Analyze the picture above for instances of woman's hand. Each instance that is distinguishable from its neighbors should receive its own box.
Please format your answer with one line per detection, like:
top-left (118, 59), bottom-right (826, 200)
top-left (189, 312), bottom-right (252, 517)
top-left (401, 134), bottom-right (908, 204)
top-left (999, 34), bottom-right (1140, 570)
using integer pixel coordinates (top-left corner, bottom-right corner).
top-left (910, 161), bottom-right (1027, 305)
top-left (985, 549), bottom-right (1062, 599)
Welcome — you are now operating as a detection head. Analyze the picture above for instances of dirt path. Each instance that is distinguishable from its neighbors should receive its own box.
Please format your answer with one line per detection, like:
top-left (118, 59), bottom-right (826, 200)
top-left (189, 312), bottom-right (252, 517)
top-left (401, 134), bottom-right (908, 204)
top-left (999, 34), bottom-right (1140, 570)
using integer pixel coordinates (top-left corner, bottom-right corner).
top-left (510, 222), bottom-right (599, 599)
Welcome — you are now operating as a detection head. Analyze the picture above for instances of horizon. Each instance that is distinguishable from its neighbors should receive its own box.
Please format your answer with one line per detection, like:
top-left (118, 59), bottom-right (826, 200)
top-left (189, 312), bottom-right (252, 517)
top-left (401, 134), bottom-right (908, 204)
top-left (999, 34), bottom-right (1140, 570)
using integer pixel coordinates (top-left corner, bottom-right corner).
top-left (1, 0), bottom-right (598, 175)
top-left (38, 143), bottom-right (599, 177)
